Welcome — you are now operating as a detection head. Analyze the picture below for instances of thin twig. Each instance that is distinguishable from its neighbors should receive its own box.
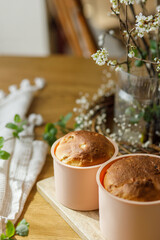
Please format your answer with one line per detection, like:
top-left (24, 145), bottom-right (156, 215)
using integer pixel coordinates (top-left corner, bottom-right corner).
top-left (111, 7), bottom-right (151, 77)
top-left (125, 5), bottom-right (130, 72)
top-left (133, 56), bottom-right (157, 65)
top-left (140, 2), bottom-right (148, 16)
top-left (129, 4), bottom-right (155, 76)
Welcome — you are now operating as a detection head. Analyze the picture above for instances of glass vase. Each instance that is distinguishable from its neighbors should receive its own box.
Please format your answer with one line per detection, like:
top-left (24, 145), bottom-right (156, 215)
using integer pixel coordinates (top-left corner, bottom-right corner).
top-left (114, 70), bottom-right (159, 145)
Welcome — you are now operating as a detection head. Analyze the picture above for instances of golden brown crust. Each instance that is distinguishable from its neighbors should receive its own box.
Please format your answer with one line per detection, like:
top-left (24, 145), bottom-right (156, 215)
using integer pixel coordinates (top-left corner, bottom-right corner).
top-left (103, 155), bottom-right (160, 202)
top-left (55, 130), bottom-right (115, 167)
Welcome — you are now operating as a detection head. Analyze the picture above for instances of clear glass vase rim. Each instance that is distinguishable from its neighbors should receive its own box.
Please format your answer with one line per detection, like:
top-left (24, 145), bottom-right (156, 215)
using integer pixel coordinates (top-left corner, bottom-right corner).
top-left (119, 69), bottom-right (158, 81)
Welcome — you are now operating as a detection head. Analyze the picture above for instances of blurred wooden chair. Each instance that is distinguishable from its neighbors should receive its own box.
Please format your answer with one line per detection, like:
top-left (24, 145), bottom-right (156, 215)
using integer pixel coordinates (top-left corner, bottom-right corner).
top-left (48, 0), bottom-right (97, 57)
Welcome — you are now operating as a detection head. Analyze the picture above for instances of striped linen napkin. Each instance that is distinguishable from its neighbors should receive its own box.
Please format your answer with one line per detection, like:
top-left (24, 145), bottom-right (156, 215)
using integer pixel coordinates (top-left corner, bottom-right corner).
top-left (0, 79), bottom-right (48, 232)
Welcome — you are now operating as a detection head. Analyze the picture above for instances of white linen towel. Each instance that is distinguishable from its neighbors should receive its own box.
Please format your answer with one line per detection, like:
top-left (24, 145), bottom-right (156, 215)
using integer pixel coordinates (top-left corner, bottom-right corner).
top-left (0, 79), bottom-right (48, 233)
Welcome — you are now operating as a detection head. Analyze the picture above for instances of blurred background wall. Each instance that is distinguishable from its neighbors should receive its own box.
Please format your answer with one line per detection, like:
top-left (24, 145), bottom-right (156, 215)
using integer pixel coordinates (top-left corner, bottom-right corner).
top-left (0, 0), bottom-right (50, 56)
top-left (0, 0), bottom-right (156, 57)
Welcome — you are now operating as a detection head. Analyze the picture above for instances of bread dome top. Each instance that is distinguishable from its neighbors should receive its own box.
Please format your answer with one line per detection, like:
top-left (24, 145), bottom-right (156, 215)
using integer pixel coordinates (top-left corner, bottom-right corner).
top-left (103, 155), bottom-right (160, 202)
top-left (55, 130), bottom-right (115, 167)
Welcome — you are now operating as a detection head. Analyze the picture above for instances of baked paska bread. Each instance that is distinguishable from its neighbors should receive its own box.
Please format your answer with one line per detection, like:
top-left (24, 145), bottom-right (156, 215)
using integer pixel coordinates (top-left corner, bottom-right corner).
top-left (55, 130), bottom-right (115, 167)
top-left (103, 155), bottom-right (160, 201)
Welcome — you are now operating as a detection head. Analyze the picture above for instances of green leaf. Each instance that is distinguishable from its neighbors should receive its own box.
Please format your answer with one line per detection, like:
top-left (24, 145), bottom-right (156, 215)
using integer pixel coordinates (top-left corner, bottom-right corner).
top-left (50, 127), bottom-right (57, 135)
top-left (17, 126), bottom-right (24, 133)
top-left (44, 123), bottom-right (55, 133)
top-left (62, 113), bottom-right (72, 124)
top-left (129, 117), bottom-right (139, 124)
top-left (43, 132), bottom-right (57, 146)
top-left (16, 219), bottom-right (29, 236)
top-left (14, 114), bottom-right (21, 123)
top-left (129, 112), bottom-right (143, 124)
top-left (16, 224), bottom-right (29, 236)
top-left (12, 132), bottom-right (19, 139)
top-left (43, 113), bottom-right (73, 146)
top-left (16, 220), bottom-right (29, 237)
top-left (17, 219), bottom-right (29, 227)
top-left (5, 123), bottom-right (18, 130)
top-left (0, 150), bottom-right (10, 160)
top-left (132, 48), bottom-right (138, 57)
top-left (43, 123), bottom-right (58, 146)
top-left (6, 220), bottom-right (15, 238)
top-left (150, 39), bottom-right (157, 50)
top-left (125, 107), bottom-right (135, 116)
top-left (57, 121), bottom-right (65, 128)
top-left (21, 120), bottom-right (27, 126)
top-left (135, 59), bottom-right (143, 67)
top-left (66, 127), bottom-right (74, 132)
top-left (57, 113), bottom-right (73, 128)
top-left (0, 233), bottom-right (7, 240)
top-left (74, 122), bottom-right (80, 129)
top-left (143, 106), bottom-right (153, 123)
top-left (151, 48), bottom-right (157, 56)
top-left (141, 51), bottom-right (147, 59)
top-left (60, 127), bottom-right (69, 134)
top-left (155, 105), bottom-right (160, 118)
top-left (0, 137), bottom-right (4, 149)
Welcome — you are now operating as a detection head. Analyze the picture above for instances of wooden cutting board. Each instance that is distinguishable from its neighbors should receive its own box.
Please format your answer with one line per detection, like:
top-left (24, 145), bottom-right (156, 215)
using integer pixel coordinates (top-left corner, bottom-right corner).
top-left (36, 177), bottom-right (105, 240)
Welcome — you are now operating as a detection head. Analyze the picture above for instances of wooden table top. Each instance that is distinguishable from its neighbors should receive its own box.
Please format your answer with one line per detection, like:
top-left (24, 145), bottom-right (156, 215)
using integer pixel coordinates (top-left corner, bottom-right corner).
top-left (0, 55), bottom-right (106, 240)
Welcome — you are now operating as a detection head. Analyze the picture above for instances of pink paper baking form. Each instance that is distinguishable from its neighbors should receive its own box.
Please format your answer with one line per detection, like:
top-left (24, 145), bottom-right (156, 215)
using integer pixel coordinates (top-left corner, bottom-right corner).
top-left (97, 153), bottom-right (160, 240)
top-left (51, 136), bottom-right (118, 211)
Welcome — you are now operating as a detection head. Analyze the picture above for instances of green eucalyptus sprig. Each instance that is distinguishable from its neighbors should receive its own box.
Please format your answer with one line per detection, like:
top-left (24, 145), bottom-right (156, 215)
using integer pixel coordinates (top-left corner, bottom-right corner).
top-left (0, 114), bottom-right (27, 160)
top-left (43, 112), bottom-right (74, 146)
top-left (0, 219), bottom-right (29, 240)
top-left (0, 137), bottom-right (10, 160)
top-left (5, 114), bottom-right (27, 139)
top-left (0, 112), bottom-right (76, 160)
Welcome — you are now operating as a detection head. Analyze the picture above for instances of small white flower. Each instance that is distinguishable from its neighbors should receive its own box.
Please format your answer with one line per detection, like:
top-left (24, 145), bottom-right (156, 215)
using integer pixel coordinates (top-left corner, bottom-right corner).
top-left (91, 48), bottom-right (109, 66)
top-left (123, 30), bottom-right (129, 38)
top-left (115, 65), bottom-right (122, 72)
top-left (156, 64), bottom-right (160, 72)
top-left (113, 9), bottom-right (120, 14)
top-left (142, 140), bottom-right (150, 148)
top-left (120, 0), bottom-right (134, 5)
top-left (109, 30), bottom-right (115, 35)
top-left (106, 128), bottom-right (110, 134)
top-left (135, 12), bottom-right (160, 38)
top-left (146, 63), bottom-right (151, 68)
top-left (154, 57), bottom-right (160, 64)
top-left (156, 5), bottom-right (160, 12)
top-left (128, 50), bottom-right (135, 58)
top-left (98, 34), bottom-right (104, 40)
top-left (154, 58), bottom-right (160, 71)
top-left (107, 60), bottom-right (117, 66)
top-left (98, 39), bottom-right (103, 47)
top-left (110, 0), bottom-right (118, 8)
top-left (98, 34), bottom-right (104, 47)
